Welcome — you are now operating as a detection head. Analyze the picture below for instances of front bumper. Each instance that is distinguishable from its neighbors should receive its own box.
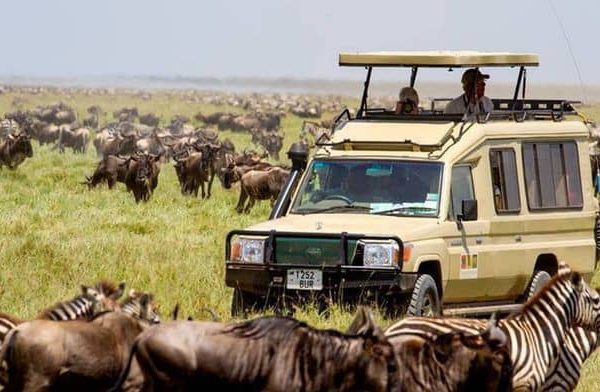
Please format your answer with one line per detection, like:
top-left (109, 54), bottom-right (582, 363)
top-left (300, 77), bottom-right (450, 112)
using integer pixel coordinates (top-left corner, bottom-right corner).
top-left (225, 263), bottom-right (418, 301)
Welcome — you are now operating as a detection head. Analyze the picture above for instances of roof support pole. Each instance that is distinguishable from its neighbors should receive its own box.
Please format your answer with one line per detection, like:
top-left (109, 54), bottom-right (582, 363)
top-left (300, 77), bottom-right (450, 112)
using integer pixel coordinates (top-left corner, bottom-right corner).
top-left (357, 66), bottom-right (372, 119)
top-left (410, 66), bottom-right (418, 88)
top-left (511, 66), bottom-right (525, 110)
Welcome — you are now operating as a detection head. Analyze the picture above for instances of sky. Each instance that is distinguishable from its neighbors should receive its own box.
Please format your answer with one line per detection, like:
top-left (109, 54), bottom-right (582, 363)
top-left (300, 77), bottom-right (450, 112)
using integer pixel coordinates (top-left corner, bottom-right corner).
top-left (0, 0), bottom-right (598, 85)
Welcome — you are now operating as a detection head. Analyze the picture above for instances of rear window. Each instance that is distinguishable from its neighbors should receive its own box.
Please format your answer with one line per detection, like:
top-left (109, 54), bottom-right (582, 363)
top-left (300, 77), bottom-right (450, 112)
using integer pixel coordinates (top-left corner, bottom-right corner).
top-left (522, 141), bottom-right (583, 210)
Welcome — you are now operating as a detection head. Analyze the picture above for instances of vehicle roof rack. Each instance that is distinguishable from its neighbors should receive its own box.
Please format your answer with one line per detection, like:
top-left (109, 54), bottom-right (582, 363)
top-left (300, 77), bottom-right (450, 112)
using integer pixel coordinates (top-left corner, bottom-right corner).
top-left (339, 51), bottom-right (539, 68)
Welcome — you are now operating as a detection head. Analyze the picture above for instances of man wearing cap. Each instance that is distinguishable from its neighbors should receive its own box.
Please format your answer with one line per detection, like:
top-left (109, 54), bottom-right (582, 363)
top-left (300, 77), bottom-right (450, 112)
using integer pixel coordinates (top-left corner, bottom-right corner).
top-left (444, 68), bottom-right (493, 116)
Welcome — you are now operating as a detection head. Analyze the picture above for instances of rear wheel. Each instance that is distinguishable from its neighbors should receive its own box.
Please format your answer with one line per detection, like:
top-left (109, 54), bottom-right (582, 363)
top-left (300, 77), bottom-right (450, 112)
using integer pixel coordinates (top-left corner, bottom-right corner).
top-left (406, 274), bottom-right (442, 317)
top-left (526, 270), bottom-right (552, 300)
top-left (231, 289), bottom-right (263, 318)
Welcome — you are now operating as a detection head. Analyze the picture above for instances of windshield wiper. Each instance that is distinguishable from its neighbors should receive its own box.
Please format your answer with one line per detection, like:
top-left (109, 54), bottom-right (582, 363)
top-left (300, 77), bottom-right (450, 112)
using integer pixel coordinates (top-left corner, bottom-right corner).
top-left (372, 206), bottom-right (437, 215)
top-left (298, 204), bottom-right (372, 214)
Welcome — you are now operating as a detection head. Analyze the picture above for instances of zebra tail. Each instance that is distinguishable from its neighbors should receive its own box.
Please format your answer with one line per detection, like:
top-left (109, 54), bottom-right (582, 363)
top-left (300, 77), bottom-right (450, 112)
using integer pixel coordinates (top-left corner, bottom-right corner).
top-left (108, 338), bottom-right (139, 392)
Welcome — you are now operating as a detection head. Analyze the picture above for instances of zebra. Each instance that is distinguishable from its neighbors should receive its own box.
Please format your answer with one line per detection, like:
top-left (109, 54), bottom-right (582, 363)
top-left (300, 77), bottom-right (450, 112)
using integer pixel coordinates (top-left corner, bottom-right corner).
top-left (385, 266), bottom-right (600, 391)
top-left (541, 328), bottom-right (599, 391)
top-left (119, 289), bottom-right (161, 324)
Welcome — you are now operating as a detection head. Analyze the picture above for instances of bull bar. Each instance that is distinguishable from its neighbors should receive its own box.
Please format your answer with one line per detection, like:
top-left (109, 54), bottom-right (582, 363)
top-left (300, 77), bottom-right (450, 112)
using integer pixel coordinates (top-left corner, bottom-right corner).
top-left (225, 230), bottom-right (418, 304)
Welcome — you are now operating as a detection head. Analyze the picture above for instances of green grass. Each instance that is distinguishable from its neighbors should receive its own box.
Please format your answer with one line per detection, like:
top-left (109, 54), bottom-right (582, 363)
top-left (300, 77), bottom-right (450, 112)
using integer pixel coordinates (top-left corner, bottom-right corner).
top-left (1, 90), bottom-right (600, 390)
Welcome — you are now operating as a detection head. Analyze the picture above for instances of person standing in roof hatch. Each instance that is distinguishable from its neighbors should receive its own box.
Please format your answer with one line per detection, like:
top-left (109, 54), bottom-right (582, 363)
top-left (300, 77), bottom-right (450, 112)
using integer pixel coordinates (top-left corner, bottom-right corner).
top-left (444, 68), bottom-right (493, 116)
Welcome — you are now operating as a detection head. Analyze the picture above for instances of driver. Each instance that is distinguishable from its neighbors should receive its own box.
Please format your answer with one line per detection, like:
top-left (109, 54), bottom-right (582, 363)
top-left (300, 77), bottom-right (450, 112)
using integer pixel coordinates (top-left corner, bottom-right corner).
top-left (344, 165), bottom-right (371, 201)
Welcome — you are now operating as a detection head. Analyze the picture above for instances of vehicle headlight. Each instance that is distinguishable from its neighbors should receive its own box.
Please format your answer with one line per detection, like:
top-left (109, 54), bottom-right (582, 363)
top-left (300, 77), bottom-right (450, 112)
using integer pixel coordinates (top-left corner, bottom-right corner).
top-left (230, 236), bottom-right (266, 263)
top-left (361, 240), bottom-right (400, 267)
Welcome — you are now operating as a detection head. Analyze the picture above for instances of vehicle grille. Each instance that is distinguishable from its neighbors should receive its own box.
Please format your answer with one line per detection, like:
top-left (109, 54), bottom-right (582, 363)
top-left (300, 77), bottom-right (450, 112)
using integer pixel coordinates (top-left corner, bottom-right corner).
top-left (274, 237), bottom-right (358, 266)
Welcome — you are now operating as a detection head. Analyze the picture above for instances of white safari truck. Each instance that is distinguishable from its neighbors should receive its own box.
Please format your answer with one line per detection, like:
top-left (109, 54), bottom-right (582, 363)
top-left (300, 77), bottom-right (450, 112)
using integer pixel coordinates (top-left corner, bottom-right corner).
top-left (225, 51), bottom-right (599, 317)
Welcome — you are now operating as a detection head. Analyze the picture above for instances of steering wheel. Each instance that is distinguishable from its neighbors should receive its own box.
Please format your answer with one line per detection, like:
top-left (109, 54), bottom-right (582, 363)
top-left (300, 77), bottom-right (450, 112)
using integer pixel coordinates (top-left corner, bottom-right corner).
top-left (323, 194), bottom-right (354, 205)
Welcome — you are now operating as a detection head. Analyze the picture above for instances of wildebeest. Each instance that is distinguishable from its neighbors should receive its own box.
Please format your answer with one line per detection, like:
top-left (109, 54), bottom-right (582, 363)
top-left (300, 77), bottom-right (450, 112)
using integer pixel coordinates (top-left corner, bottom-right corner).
top-left (173, 152), bottom-right (210, 198)
top-left (55, 126), bottom-right (90, 154)
top-left (96, 132), bottom-right (137, 158)
top-left (0, 292), bottom-right (158, 392)
top-left (124, 153), bottom-right (162, 203)
top-left (0, 133), bottom-right (33, 170)
top-left (345, 310), bottom-right (512, 392)
top-left (173, 143), bottom-right (221, 199)
top-left (110, 307), bottom-right (398, 392)
top-left (139, 113), bottom-right (160, 127)
top-left (83, 115), bottom-right (99, 129)
top-left (84, 155), bottom-right (130, 189)
top-left (235, 167), bottom-right (290, 213)
top-left (0, 281), bottom-right (126, 388)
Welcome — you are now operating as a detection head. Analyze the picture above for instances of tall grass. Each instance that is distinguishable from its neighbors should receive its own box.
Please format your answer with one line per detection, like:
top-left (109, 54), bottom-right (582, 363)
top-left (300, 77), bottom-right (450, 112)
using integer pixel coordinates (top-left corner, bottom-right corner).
top-left (1, 91), bottom-right (600, 390)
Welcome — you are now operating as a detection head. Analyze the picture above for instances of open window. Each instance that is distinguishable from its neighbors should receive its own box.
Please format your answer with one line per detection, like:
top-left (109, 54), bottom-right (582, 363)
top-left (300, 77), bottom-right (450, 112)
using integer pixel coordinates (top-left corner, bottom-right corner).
top-left (490, 149), bottom-right (520, 213)
top-left (522, 141), bottom-right (583, 210)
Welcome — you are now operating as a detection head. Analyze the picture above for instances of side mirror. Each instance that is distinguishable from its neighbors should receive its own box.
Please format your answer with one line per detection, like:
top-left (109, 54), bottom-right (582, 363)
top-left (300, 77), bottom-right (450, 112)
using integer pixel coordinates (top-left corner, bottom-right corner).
top-left (456, 199), bottom-right (477, 230)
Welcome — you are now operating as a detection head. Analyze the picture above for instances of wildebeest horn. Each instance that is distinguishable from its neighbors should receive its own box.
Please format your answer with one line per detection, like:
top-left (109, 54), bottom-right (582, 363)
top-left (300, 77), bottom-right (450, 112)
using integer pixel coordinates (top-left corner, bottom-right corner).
top-left (481, 312), bottom-right (507, 348)
top-left (346, 306), bottom-right (381, 337)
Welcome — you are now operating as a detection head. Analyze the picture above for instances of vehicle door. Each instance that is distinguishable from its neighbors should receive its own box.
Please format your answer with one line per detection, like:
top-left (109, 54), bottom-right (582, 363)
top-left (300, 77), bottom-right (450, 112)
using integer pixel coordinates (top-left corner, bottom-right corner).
top-left (442, 163), bottom-right (491, 302)
top-left (485, 144), bottom-right (526, 299)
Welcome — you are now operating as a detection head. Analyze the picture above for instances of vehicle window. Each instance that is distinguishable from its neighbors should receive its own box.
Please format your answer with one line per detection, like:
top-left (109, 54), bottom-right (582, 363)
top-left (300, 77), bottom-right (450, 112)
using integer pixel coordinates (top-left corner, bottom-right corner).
top-left (450, 165), bottom-right (474, 219)
top-left (490, 149), bottom-right (520, 213)
top-left (291, 159), bottom-right (443, 217)
top-left (522, 141), bottom-right (583, 209)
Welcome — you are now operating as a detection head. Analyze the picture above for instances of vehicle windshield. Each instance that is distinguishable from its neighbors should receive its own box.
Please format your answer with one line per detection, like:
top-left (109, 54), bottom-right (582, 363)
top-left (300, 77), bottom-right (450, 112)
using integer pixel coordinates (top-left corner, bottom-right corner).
top-left (290, 159), bottom-right (443, 217)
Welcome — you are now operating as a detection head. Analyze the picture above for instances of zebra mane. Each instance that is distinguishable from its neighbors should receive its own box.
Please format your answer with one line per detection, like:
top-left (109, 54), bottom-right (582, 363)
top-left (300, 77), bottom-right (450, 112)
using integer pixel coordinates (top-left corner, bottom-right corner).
top-left (519, 269), bottom-right (576, 315)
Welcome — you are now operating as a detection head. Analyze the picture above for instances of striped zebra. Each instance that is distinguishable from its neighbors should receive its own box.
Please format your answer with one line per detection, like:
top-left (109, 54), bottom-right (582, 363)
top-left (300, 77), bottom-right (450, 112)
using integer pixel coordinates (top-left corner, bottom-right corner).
top-left (541, 328), bottom-right (599, 391)
top-left (119, 289), bottom-right (161, 324)
top-left (385, 267), bottom-right (600, 391)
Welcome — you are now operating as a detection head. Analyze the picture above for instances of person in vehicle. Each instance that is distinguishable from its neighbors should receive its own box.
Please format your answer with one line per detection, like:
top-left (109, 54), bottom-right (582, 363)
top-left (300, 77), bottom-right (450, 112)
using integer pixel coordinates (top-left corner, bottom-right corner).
top-left (444, 68), bottom-right (493, 116)
top-left (344, 165), bottom-right (372, 201)
top-left (395, 86), bottom-right (419, 115)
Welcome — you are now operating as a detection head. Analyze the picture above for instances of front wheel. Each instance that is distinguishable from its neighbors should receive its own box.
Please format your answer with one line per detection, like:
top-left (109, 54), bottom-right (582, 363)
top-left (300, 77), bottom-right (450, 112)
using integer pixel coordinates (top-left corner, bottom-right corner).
top-left (231, 289), bottom-right (263, 318)
top-left (406, 274), bottom-right (442, 317)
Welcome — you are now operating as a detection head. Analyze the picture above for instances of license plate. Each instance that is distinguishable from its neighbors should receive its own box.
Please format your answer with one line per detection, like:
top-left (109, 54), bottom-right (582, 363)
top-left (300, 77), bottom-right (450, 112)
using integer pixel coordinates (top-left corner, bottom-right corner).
top-left (286, 269), bottom-right (323, 290)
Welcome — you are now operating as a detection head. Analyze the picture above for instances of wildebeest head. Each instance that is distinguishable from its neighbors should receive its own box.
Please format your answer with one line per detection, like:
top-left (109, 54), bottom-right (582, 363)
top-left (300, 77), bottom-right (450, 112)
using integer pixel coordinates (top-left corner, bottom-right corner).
top-left (347, 307), bottom-right (399, 392)
top-left (131, 153), bottom-right (160, 187)
top-left (11, 133), bottom-right (34, 158)
top-left (80, 280), bottom-right (126, 314)
top-left (221, 163), bottom-right (237, 189)
top-left (431, 314), bottom-right (512, 392)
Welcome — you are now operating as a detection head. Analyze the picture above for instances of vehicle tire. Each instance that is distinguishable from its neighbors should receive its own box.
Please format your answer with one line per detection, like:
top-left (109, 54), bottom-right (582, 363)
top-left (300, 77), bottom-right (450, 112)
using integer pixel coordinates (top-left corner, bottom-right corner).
top-left (406, 274), bottom-right (442, 317)
top-left (526, 270), bottom-right (552, 300)
top-left (231, 288), bottom-right (262, 318)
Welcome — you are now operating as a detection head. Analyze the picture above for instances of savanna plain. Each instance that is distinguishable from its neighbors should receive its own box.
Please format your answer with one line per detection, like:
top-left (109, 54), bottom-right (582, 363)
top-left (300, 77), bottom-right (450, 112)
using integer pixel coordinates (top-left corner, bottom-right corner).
top-left (1, 89), bottom-right (600, 391)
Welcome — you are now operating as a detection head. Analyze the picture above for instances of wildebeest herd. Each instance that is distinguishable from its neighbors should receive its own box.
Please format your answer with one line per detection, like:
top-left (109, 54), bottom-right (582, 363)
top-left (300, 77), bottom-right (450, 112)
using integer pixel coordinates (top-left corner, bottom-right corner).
top-left (0, 262), bottom-right (598, 391)
top-left (0, 97), bottom-right (303, 209)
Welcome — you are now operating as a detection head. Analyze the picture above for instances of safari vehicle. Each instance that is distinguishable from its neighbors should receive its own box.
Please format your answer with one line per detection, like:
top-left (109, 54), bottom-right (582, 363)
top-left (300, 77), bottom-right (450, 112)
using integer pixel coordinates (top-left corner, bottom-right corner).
top-left (225, 51), bottom-right (599, 317)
